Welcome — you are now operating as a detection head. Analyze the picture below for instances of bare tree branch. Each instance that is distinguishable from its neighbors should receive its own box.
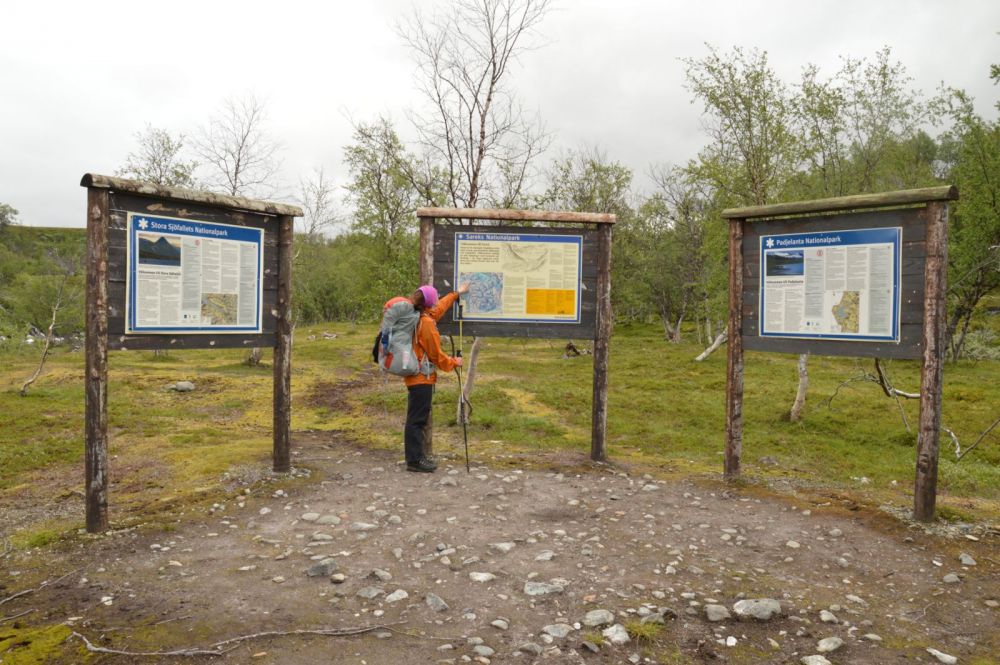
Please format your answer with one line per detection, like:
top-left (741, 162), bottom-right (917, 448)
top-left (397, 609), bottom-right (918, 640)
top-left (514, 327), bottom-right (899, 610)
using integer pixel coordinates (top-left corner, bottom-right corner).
top-left (0, 569), bottom-right (77, 607)
top-left (195, 94), bottom-right (282, 198)
top-left (72, 622), bottom-right (409, 657)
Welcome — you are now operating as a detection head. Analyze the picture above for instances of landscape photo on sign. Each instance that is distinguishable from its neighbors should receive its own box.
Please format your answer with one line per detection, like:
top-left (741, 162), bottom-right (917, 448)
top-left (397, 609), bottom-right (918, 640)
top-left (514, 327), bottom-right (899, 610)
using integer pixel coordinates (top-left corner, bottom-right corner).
top-left (764, 249), bottom-right (804, 276)
top-left (137, 233), bottom-right (181, 267)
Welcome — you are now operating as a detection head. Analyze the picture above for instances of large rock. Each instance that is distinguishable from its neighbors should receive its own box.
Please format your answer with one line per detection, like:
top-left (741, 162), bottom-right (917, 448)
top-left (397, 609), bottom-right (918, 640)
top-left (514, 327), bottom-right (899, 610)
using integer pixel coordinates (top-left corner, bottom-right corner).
top-left (705, 604), bottom-right (731, 622)
top-left (733, 598), bottom-right (782, 621)
top-left (926, 648), bottom-right (958, 665)
top-left (385, 589), bottom-right (408, 603)
top-left (602, 623), bottom-right (630, 645)
top-left (800, 657), bottom-right (832, 665)
top-left (817, 637), bottom-right (843, 653)
top-left (524, 581), bottom-right (564, 596)
top-left (543, 623), bottom-right (574, 639)
top-left (425, 593), bottom-right (449, 612)
top-left (356, 586), bottom-right (384, 600)
top-left (306, 558), bottom-right (338, 577)
top-left (583, 609), bottom-right (615, 627)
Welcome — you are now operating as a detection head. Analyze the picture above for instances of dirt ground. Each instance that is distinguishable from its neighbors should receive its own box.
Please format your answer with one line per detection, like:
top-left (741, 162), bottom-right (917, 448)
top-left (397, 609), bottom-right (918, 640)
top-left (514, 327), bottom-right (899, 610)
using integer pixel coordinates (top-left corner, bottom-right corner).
top-left (2, 429), bottom-right (999, 665)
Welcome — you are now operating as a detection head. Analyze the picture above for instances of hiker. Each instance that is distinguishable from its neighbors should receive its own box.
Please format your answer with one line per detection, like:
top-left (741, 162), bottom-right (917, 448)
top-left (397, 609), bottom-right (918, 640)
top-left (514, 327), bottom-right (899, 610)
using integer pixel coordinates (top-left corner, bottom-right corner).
top-left (399, 282), bottom-right (469, 473)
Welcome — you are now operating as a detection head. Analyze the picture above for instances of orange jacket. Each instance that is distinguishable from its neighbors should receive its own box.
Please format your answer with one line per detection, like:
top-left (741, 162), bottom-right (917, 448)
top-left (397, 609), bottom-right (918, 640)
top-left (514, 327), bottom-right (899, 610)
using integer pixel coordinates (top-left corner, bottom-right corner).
top-left (404, 291), bottom-right (460, 387)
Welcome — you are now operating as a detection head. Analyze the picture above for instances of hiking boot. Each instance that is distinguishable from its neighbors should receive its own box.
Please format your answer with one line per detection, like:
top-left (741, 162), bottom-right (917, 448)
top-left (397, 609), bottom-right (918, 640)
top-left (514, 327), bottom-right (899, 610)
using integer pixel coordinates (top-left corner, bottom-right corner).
top-left (406, 458), bottom-right (437, 473)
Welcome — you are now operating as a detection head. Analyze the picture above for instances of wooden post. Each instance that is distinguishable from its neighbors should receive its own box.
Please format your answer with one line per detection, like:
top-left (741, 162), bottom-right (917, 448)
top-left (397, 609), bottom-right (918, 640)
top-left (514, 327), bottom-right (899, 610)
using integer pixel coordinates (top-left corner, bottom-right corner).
top-left (724, 218), bottom-right (745, 480)
top-left (272, 214), bottom-right (294, 473)
top-left (419, 216), bottom-right (435, 458)
top-left (85, 188), bottom-right (110, 533)
top-left (590, 222), bottom-right (613, 461)
top-left (914, 202), bottom-right (948, 521)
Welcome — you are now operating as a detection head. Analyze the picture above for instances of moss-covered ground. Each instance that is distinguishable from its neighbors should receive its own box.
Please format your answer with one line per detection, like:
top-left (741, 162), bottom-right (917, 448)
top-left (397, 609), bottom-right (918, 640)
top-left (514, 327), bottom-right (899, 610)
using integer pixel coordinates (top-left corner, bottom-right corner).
top-left (2, 321), bottom-right (998, 546)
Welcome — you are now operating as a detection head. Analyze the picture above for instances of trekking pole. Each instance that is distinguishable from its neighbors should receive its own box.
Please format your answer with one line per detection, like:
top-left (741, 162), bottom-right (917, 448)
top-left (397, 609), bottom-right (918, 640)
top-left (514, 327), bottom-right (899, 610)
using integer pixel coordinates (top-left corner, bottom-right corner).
top-left (455, 303), bottom-right (470, 473)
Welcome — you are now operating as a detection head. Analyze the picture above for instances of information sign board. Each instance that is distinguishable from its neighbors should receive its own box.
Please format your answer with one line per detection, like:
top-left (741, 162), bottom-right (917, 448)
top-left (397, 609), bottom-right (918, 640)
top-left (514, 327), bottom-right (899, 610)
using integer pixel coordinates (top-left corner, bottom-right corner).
top-left (454, 231), bottom-right (583, 325)
top-left (759, 227), bottom-right (901, 342)
top-left (125, 213), bottom-right (263, 334)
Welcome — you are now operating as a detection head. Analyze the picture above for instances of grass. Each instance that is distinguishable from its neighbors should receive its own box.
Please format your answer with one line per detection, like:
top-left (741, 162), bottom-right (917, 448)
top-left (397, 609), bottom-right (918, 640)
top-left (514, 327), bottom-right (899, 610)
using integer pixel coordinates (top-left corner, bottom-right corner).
top-left (624, 619), bottom-right (662, 641)
top-left (1, 320), bottom-right (999, 549)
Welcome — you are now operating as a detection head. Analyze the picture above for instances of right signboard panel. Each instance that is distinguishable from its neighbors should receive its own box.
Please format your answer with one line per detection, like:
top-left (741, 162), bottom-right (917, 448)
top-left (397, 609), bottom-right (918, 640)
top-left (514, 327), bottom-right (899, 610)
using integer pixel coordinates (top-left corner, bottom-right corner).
top-left (759, 226), bottom-right (901, 343)
top-left (742, 207), bottom-right (925, 359)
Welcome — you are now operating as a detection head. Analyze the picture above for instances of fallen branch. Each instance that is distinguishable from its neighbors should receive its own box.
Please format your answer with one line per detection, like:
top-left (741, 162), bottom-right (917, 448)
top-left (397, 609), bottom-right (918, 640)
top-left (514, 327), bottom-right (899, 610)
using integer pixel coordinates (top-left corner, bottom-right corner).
top-left (73, 632), bottom-right (233, 657)
top-left (0, 608), bottom-right (37, 623)
top-left (874, 359), bottom-right (920, 399)
top-left (0, 569), bottom-right (77, 607)
top-left (694, 332), bottom-right (726, 362)
top-left (73, 622), bottom-right (404, 658)
top-left (955, 416), bottom-right (1000, 462)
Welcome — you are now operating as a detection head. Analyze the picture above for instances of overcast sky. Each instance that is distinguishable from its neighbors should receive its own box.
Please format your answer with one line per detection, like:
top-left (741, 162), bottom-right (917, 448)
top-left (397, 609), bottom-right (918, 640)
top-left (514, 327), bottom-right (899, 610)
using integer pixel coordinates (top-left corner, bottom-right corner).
top-left (2, 0), bottom-right (997, 228)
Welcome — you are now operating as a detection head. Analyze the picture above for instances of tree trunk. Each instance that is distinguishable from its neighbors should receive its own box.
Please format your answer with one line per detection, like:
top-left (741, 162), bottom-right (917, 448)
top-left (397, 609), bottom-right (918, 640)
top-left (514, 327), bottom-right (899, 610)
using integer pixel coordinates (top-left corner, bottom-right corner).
top-left (246, 347), bottom-right (263, 366)
top-left (21, 312), bottom-right (59, 396)
top-left (789, 353), bottom-right (809, 422)
top-left (670, 314), bottom-right (684, 343)
top-left (21, 278), bottom-right (66, 396)
top-left (457, 336), bottom-right (483, 423)
top-left (661, 314), bottom-right (676, 342)
top-left (695, 331), bottom-right (726, 361)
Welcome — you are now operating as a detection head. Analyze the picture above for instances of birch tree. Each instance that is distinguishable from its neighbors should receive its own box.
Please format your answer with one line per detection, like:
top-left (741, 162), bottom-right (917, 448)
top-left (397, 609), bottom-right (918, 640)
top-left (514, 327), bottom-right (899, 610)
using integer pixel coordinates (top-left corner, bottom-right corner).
top-left (196, 94), bottom-right (283, 365)
top-left (400, 0), bottom-right (553, 418)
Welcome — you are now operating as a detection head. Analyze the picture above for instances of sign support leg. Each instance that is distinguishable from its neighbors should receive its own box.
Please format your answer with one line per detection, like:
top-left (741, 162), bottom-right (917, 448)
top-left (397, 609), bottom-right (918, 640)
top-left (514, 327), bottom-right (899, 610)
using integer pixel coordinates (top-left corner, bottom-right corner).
top-left (85, 188), bottom-right (110, 533)
top-left (914, 202), bottom-right (948, 521)
top-left (590, 223), bottom-right (612, 461)
top-left (272, 214), bottom-right (294, 473)
top-left (725, 218), bottom-right (745, 480)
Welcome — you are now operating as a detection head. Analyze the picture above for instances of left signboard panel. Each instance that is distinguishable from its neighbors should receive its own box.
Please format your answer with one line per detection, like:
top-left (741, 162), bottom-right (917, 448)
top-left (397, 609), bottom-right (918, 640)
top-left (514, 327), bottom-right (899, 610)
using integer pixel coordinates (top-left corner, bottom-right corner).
top-left (125, 213), bottom-right (264, 334)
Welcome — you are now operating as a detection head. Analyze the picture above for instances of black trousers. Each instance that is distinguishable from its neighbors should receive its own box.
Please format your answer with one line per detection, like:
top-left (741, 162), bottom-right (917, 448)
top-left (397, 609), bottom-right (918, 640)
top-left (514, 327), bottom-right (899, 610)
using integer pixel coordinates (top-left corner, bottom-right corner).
top-left (405, 384), bottom-right (434, 465)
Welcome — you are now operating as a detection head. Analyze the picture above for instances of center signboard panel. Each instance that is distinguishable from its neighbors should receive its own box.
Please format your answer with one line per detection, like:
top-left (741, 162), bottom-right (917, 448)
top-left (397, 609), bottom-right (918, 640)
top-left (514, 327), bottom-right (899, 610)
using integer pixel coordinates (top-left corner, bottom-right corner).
top-left (454, 231), bottom-right (583, 325)
top-left (759, 227), bottom-right (901, 342)
top-left (125, 213), bottom-right (264, 334)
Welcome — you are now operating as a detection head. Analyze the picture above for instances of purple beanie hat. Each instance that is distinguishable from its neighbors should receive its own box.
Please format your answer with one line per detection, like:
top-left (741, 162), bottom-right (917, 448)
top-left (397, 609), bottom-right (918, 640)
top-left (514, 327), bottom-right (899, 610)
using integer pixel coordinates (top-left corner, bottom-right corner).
top-left (417, 284), bottom-right (439, 307)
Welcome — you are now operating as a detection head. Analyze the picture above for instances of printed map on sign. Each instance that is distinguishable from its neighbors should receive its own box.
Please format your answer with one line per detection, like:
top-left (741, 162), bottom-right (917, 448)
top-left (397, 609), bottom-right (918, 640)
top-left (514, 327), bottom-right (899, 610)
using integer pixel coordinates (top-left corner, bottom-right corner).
top-left (759, 227), bottom-right (901, 342)
top-left (460, 272), bottom-right (504, 314)
top-left (454, 232), bottom-right (582, 324)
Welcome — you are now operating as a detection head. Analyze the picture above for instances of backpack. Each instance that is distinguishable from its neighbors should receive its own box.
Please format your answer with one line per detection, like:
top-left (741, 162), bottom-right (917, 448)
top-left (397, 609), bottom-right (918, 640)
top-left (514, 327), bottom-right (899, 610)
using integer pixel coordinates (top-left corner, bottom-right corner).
top-left (372, 299), bottom-right (434, 377)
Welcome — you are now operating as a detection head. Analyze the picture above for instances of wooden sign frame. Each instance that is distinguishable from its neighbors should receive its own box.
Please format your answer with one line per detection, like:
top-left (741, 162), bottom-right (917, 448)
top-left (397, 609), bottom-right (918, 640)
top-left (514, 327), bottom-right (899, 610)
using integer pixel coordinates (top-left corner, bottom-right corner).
top-left (416, 207), bottom-right (615, 461)
top-left (721, 186), bottom-right (958, 522)
top-left (80, 174), bottom-right (302, 533)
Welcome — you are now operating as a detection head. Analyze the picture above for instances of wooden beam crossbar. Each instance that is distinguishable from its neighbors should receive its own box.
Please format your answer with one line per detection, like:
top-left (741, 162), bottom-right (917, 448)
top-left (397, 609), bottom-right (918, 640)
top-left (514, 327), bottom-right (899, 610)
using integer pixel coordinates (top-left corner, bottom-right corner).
top-left (81, 173), bottom-right (303, 218)
top-left (417, 207), bottom-right (616, 225)
top-left (721, 186), bottom-right (957, 221)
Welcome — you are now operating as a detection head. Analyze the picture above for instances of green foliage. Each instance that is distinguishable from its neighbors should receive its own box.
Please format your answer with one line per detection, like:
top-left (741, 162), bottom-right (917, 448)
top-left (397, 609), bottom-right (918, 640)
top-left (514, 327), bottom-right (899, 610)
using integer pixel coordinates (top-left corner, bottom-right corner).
top-left (344, 118), bottom-right (435, 246)
top-left (682, 45), bottom-right (800, 206)
top-left (935, 80), bottom-right (1000, 359)
top-left (0, 227), bottom-right (86, 340)
top-left (293, 232), bottom-right (419, 325)
top-left (0, 201), bottom-right (17, 232)
top-left (539, 149), bottom-right (649, 319)
top-left (116, 124), bottom-right (198, 187)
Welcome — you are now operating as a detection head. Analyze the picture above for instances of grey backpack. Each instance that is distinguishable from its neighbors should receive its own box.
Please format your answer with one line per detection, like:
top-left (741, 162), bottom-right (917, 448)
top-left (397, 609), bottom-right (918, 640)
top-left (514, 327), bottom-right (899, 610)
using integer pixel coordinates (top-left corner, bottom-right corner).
top-left (375, 300), bottom-right (433, 377)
